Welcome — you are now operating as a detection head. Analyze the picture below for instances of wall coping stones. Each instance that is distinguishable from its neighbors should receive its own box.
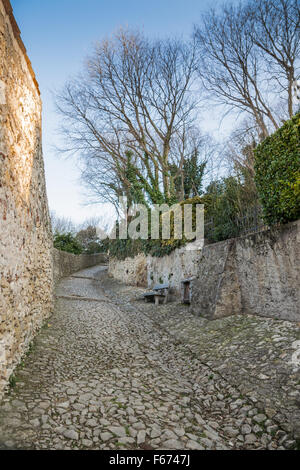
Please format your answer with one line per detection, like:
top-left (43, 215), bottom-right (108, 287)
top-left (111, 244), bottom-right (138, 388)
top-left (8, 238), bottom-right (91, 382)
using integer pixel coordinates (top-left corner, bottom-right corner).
top-left (1, 0), bottom-right (40, 94)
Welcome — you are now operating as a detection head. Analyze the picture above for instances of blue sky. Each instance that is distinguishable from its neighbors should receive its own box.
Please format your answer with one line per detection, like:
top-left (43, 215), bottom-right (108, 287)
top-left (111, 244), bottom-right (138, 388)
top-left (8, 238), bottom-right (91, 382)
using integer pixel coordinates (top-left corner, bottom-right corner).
top-left (11, 0), bottom-right (227, 224)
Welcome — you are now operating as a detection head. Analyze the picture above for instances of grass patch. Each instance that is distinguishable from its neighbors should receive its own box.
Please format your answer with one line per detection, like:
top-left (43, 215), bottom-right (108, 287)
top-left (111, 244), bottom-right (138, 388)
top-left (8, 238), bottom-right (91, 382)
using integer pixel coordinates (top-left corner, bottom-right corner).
top-left (8, 374), bottom-right (17, 390)
top-left (25, 342), bottom-right (35, 357)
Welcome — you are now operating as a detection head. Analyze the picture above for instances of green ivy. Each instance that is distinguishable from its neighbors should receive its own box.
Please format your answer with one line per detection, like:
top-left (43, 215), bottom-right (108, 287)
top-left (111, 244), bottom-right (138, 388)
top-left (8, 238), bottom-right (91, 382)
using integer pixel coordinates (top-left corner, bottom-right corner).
top-left (254, 113), bottom-right (300, 225)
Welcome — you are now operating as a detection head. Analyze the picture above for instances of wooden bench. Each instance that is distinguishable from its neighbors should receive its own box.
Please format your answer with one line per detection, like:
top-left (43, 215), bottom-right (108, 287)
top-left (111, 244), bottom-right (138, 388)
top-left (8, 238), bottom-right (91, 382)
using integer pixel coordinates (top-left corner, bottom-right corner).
top-left (144, 283), bottom-right (170, 305)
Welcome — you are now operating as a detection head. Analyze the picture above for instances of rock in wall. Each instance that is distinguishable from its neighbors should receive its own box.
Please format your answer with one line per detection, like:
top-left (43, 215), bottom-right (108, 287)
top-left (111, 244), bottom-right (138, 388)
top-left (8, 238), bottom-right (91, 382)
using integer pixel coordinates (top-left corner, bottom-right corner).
top-left (0, 0), bottom-right (53, 397)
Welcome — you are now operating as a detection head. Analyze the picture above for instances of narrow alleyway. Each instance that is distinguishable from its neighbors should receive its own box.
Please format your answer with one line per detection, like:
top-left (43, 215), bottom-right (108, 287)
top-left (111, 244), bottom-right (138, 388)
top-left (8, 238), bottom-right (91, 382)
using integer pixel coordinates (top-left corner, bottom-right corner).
top-left (0, 266), bottom-right (297, 450)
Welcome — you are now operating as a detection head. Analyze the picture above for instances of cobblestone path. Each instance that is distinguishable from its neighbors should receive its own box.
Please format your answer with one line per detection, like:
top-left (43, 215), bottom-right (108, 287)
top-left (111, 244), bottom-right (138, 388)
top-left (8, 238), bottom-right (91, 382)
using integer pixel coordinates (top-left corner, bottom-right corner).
top-left (0, 266), bottom-right (299, 450)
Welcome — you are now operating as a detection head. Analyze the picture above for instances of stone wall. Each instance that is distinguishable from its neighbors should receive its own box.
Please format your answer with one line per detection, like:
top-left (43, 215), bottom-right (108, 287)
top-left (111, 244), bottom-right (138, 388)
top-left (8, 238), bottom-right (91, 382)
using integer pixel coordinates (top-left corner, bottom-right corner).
top-left (108, 253), bottom-right (147, 287)
top-left (109, 220), bottom-right (299, 322)
top-left (147, 247), bottom-right (200, 296)
top-left (191, 239), bottom-right (239, 319)
top-left (192, 221), bottom-right (300, 321)
top-left (0, 0), bottom-right (53, 397)
top-left (53, 249), bottom-right (108, 285)
top-left (109, 247), bottom-right (201, 294)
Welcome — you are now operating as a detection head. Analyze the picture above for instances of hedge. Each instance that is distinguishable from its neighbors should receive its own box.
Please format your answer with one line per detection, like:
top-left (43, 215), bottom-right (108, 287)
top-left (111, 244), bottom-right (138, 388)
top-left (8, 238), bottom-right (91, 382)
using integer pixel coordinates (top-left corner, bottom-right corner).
top-left (254, 113), bottom-right (300, 225)
top-left (53, 232), bottom-right (83, 255)
top-left (108, 197), bottom-right (202, 260)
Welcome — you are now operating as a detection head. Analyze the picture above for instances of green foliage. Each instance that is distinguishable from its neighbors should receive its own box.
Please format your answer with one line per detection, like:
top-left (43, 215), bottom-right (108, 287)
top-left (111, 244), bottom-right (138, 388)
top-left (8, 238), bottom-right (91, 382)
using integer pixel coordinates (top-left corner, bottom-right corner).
top-left (183, 152), bottom-right (206, 199)
top-left (124, 153), bottom-right (148, 206)
top-left (53, 232), bottom-right (83, 255)
top-left (9, 374), bottom-right (17, 389)
top-left (254, 113), bottom-right (300, 224)
top-left (108, 196), bottom-right (202, 259)
top-left (124, 150), bottom-right (207, 207)
top-left (26, 342), bottom-right (34, 356)
top-left (109, 162), bottom-right (271, 258)
top-left (109, 238), bottom-right (144, 260)
top-left (170, 152), bottom-right (206, 201)
top-left (124, 151), bottom-right (166, 206)
top-left (202, 175), bottom-right (259, 242)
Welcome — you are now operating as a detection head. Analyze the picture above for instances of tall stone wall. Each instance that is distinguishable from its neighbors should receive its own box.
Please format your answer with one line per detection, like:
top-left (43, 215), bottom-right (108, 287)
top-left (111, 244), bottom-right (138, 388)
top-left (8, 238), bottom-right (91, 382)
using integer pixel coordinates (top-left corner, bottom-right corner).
top-left (192, 221), bottom-right (299, 321)
top-left (0, 0), bottom-right (53, 397)
top-left (191, 239), bottom-right (240, 319)
top-left (53, 249), bottom-right (108, 286)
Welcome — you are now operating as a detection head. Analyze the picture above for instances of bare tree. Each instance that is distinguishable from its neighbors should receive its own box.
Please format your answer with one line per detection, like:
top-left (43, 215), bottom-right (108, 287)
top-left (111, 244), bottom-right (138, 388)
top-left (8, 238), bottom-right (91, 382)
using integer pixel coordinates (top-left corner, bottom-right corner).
top-left (250, 0), bottom-right (300, 119)
top-left (194, 0), bottom-right (300, 139)
top-left (77, 215), bottom-right (112, 240)
top-left (223, 118), bottom-right (259, 174)
top-left (50, 211), bottom-right (76, 235)
top-left (56, 29), bottom-right (199, 207)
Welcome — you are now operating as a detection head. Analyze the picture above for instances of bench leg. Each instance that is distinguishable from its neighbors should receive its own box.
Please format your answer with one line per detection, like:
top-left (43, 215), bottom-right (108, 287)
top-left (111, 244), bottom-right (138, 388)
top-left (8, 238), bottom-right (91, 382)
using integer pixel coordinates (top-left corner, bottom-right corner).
top-left (163, 294), bottom-right (168, 304)
top-left (155, 295), bottom-right (160, 306)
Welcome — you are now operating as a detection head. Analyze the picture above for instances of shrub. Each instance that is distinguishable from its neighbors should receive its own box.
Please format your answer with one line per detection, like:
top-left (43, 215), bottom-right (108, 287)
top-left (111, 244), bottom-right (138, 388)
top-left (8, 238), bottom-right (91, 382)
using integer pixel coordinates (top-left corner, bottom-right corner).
top-left (75, 226), bottom-right (106, 254)
top-left (202, 176), bottom-right (260, 242)
top-left (53, 232), bottom-right (83, 254)
top-left (254, 113), bottom-right (300, 225)
top-left (108, 196), bottom-right (202, 259)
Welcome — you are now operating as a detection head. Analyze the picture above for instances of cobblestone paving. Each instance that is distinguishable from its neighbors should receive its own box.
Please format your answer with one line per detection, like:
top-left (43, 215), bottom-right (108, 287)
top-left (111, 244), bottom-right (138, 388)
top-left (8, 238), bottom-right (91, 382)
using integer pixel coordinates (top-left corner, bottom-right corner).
top-left (0, 266), bottom-right (299, 450)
